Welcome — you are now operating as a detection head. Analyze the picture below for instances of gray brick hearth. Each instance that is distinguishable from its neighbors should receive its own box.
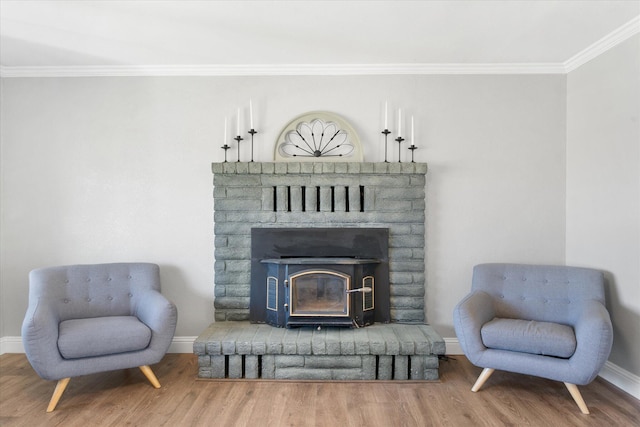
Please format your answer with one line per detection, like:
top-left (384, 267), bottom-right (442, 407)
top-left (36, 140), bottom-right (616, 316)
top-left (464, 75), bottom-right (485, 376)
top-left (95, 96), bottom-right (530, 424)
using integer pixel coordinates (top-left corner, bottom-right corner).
top-left (196, 161), bottom-right (446, 380)
top-left (194, 321), bottom-right (445, 380)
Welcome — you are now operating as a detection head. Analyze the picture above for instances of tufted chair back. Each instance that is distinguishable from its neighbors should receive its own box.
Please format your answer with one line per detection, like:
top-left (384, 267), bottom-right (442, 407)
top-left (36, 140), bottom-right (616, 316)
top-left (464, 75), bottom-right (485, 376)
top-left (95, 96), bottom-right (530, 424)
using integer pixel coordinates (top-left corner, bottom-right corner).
top-left (28, 263), bottom-right (160, 322)
top-left (471, 263), bottom-right (605, 325)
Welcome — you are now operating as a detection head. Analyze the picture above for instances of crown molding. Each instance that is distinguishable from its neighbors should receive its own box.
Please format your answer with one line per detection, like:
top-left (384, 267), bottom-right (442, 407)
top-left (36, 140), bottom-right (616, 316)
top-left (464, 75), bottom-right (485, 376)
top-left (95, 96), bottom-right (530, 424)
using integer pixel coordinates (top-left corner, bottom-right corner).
top-left (564, 16), bottom-right (640, 73)
top-left (1, 16), bottom-right (637, 78)
top-left (0, 62), bottom-right (566, 78)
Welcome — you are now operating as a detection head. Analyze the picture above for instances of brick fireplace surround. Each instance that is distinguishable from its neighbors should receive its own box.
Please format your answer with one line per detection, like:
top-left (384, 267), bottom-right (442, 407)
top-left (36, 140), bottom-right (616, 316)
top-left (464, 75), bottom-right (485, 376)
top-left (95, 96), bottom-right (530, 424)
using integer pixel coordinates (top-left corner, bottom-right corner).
top-left (194, 162), bottom-right (445, 380)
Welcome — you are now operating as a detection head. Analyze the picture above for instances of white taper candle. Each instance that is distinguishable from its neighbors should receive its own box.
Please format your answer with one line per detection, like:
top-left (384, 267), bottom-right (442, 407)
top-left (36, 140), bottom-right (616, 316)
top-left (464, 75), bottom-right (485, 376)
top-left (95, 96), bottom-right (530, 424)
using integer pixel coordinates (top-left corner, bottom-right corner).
top-left (249, 99), bottom-right (254, 130)
top-left (384, 101), bottom-right (388, 130)
top-left (411, 116), bottom-right (415, 146)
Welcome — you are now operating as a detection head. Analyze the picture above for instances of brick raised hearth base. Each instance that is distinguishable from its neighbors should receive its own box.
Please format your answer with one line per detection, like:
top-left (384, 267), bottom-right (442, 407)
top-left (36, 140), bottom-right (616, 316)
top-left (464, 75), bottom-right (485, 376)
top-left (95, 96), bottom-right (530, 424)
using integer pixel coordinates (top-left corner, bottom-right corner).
top-left (194, 322), bottom-right (445, 380)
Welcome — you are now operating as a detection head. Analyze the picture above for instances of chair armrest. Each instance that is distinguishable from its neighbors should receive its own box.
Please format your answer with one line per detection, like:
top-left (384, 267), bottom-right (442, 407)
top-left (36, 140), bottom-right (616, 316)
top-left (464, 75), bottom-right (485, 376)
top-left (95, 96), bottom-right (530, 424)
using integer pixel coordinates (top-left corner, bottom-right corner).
top-left (133, 291), bottom-right (178, 350)
top-left (569, 300), bottom-right (613, 384)
top-left (453, 290), bottom-right (496, 362)
top-left (21, 299), bottom-right (64, 380)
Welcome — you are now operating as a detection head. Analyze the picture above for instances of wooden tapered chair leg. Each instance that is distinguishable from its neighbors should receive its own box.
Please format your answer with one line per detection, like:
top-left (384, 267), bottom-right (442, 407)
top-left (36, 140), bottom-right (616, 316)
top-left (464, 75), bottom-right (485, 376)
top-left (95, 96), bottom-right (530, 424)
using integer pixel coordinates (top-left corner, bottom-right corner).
top-left (139, 365), bottom-right (161, 388)
top-left (471, 367), bottom-right (495, 392)
top-left (564, 382), bottom-right (590, 414)
top-left (46, 377), bottom-right (71, 412)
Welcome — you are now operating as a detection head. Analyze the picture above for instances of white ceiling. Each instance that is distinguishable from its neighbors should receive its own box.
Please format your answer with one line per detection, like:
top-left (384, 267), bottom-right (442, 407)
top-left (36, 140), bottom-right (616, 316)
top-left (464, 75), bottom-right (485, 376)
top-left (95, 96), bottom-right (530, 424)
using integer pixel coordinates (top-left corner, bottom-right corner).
top-left (1, 0), bottom-right (639, 75)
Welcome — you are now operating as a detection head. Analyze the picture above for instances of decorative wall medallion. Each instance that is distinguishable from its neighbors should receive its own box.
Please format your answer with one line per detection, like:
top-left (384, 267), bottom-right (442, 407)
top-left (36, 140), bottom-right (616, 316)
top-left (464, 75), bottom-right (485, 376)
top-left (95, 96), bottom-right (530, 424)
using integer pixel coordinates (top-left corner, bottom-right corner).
top-left (274, 111), bottom-right (363, 162)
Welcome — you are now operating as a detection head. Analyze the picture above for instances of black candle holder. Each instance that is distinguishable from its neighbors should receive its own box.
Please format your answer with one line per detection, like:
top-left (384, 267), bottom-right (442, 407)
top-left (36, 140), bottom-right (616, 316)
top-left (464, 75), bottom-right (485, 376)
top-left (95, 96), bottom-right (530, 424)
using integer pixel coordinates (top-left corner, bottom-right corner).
top-left (408, 145), bottom-right (417, 163)
top-left (395, 136), bottom-right (405, 163)
top-left (381, 129), bottom-right (391, 163)
top-left (248, 129), bottom-right (257, 162)
top-left (234, 135), bottom-right (244, 162)
top-left (221, 144), bottom-right (230, 162)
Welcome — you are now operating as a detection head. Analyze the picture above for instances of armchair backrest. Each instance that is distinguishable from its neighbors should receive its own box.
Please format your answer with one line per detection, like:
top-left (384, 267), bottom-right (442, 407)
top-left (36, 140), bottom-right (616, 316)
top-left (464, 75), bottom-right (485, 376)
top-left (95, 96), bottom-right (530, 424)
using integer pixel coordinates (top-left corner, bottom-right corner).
top-left (28, 263), bottom-right (161, 322)
top-left (471, 263), bottom-right (605, 324)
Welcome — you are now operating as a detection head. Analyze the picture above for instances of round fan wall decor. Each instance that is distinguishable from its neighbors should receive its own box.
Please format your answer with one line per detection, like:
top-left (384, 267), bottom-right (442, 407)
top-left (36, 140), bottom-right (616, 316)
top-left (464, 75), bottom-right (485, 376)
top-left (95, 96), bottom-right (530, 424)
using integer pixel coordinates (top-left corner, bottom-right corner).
top-left (274, 111), bottom-right (363, 162)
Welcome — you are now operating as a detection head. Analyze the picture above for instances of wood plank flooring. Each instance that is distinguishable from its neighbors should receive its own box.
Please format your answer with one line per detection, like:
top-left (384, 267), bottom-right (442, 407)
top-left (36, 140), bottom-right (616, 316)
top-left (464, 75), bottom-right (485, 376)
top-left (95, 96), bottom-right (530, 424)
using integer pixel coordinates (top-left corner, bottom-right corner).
top-left (1, 353), bottom-right (638, 426)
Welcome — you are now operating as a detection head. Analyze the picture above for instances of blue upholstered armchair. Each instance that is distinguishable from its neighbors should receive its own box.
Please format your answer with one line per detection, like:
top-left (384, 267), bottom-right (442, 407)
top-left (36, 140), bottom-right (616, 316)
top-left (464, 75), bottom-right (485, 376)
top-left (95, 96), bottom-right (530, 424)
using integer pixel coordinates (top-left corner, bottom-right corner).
top-left (22, 263), bottom-right (177, 412)
top-left (453, 263), bottom-right (613, 414)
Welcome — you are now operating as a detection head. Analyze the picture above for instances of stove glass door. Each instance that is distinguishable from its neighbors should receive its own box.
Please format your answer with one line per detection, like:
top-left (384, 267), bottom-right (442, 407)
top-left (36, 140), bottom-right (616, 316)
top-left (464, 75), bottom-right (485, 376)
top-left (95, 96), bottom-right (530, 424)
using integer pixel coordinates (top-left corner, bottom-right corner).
top-left (290, 270), bottom-right (350, 317)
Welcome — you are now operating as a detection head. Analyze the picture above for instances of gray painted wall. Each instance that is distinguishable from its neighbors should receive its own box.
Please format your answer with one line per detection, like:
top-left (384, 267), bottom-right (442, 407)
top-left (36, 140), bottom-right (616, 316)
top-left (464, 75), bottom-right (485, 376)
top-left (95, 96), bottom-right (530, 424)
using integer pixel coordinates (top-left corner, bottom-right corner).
top-left (1, 75), bottom-right (567, 343)
top-left (567, 34), bottom-right (640, 376)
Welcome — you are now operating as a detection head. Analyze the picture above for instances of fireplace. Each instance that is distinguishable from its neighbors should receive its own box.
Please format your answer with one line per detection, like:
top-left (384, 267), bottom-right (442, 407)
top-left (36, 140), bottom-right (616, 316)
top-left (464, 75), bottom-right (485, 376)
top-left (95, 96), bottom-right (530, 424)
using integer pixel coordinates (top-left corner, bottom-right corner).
top-left (195, 161), bottom-right (446, 381)
top-left (251, 228), bottom-right (390, 327)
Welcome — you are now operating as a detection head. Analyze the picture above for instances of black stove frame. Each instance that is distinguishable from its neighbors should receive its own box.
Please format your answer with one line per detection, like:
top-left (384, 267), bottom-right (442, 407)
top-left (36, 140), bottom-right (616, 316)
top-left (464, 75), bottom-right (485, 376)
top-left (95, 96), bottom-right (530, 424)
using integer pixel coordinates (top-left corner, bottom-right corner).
top-left (250, 228), bottom-right (390, 327)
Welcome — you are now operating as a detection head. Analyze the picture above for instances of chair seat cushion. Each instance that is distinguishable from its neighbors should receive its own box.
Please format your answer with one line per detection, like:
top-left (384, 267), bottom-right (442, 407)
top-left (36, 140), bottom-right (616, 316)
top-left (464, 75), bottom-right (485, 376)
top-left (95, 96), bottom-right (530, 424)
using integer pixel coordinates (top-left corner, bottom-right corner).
top-left (58, 316), bottom-right (152, 359)
top-left (481, 317), bottom-right (576, 358)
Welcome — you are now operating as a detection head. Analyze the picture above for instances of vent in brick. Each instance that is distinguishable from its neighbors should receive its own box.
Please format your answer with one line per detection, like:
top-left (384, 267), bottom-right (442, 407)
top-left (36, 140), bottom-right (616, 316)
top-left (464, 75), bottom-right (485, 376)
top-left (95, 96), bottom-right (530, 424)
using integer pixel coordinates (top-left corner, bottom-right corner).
top-left (269, 185), bottom-right (365, 212)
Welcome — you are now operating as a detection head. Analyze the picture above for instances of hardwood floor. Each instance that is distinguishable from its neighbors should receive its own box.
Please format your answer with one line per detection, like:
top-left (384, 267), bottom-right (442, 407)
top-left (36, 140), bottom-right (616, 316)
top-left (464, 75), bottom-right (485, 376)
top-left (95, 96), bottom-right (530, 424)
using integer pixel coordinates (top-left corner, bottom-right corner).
top-left (1, 353), bottom-right (638, 426)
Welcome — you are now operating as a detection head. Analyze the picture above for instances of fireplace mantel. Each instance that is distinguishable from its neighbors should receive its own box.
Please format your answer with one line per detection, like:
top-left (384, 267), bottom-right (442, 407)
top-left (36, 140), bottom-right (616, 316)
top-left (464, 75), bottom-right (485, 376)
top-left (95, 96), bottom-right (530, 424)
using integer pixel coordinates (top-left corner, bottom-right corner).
top-left (212, 161), bottom-right (427, 175)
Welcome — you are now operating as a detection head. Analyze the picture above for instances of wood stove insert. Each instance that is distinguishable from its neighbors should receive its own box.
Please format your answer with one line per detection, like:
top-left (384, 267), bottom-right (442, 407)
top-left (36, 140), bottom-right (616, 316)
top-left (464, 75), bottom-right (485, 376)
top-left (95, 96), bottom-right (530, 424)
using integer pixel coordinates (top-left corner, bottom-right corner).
top-left (250, 228), bottom-right (390, 327)
top-left (261, 257), bottom-right (380, 327)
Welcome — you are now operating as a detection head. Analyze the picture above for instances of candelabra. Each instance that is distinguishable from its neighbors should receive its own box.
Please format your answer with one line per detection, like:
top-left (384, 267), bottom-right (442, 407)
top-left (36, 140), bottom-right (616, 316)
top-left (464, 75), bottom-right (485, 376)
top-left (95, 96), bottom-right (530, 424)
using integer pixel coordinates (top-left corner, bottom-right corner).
top-left (381, 129), bottom-right (391, 163)
top-left (234, 135), bottom-right (244, 162)
top-left (395, 136), bottom-right (404, 163)
top-left (221, 143), bottom-right (231, 162)
top-left (248, 129), bottom-right (257, 162)
top-left (408, 144), bottom-right (417, 163)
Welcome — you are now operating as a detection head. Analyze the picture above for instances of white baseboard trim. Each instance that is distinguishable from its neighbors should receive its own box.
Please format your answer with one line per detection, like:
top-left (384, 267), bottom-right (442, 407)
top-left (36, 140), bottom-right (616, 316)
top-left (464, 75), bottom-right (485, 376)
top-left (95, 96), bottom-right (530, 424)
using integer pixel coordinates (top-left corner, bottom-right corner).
top-left (3, 335), bottom-right (639, 399)
top-left (168, 336), bottom-right (198, 353)
top-left (444, 337), bottom-right (463, 356)
top-left (599, 360), bottom-right (640, 400)
top-left (0, 335), bottom-right (197, 355)
top-left (0, 336), bottom-right (24, 354)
